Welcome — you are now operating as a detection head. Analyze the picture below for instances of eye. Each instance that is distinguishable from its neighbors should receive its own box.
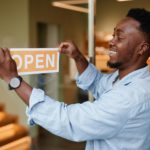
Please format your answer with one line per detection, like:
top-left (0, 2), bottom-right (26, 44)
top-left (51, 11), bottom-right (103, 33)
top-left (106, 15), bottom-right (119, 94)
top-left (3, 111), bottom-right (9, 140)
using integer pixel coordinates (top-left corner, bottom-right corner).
top-left (111, 34), bottom-right (124, 42)
top-left (117, 36), bottom-right (124, 41)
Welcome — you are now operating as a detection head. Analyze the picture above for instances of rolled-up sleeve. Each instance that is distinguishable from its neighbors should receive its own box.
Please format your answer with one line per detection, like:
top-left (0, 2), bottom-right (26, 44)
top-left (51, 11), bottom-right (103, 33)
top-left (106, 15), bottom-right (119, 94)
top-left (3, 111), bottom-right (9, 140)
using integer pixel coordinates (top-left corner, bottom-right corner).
top-left (76, 63), bottom-right (105, 99)
top-left (26, 87), bottom-right (131, 142)
top-left (26, 88), bottom-right (45, 125)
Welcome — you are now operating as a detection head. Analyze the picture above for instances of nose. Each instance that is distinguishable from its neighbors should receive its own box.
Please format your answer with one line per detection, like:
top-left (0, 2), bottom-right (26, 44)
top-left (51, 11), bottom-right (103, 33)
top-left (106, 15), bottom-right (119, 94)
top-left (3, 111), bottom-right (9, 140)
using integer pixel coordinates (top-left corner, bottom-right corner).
top-left (109, 37), bottom-right (115, 48)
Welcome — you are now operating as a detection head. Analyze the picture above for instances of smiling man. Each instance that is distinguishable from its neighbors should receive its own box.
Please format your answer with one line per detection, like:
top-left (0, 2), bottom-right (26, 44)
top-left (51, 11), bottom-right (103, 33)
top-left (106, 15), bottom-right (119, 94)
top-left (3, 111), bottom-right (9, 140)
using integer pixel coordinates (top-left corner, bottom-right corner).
top-left (0, 8), bottom-right (150, 150)
top-left (107, 15), bottom-right (150, 74)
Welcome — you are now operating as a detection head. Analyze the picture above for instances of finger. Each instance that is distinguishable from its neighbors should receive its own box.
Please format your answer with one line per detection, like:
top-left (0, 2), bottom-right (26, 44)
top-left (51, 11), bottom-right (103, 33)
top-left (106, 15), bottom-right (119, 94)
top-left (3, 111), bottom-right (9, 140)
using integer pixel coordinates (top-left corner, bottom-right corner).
top-left (0, 48), bottom-right (5, 56)
top-left (59, 42), bottom-right (69, 53)
top-left (59, 42), bottom-right (69, 49)
top-left (0, 48), bottom-right (5, 63)
top-left (3, 48), bottom-right (12, 61)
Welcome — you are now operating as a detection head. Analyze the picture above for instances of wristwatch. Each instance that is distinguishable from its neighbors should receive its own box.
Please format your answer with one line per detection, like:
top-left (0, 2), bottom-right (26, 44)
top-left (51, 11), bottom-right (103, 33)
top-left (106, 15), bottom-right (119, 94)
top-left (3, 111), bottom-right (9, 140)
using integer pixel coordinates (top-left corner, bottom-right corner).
top-left (8, 76), bottom-right (23, 90)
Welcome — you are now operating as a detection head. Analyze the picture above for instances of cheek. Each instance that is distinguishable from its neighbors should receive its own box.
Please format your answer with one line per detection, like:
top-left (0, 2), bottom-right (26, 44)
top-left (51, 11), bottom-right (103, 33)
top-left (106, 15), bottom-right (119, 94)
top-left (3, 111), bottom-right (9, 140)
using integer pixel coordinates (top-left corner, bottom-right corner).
top-left (117, 41), bottom-right (132, 56)
top-left (110, 42), bottom-right (129, 62)
top-left (117, 44), bottom-right (134, 63)
top-left (117, 42), bottom-right (127, 50)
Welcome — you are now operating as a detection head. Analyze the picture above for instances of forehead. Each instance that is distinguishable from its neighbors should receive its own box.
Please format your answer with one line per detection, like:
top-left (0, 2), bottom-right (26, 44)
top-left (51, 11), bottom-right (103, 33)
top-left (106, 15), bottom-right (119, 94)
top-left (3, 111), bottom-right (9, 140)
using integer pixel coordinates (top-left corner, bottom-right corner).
top-left (114, 17), bottom-right (141, 34)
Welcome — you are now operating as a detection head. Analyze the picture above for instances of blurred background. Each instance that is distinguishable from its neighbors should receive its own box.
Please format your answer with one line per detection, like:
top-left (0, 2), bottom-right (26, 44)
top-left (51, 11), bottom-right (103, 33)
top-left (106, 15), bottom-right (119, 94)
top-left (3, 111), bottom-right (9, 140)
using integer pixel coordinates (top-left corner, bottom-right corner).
top-left (0, 0), bottom-right (149, 150)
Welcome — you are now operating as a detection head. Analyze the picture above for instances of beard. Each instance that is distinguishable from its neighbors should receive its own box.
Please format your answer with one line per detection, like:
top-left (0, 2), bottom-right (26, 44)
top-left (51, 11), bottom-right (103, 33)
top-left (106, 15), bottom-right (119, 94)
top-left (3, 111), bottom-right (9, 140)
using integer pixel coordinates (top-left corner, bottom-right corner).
top-left (107, 61), bottom-right (122, 69)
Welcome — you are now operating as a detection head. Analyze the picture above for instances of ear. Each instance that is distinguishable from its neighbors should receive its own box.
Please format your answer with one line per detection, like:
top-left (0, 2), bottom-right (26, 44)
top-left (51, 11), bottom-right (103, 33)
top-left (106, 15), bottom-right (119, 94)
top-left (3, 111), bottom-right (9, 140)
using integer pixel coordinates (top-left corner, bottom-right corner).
top-left (138, 41), bottom-right (150, 55)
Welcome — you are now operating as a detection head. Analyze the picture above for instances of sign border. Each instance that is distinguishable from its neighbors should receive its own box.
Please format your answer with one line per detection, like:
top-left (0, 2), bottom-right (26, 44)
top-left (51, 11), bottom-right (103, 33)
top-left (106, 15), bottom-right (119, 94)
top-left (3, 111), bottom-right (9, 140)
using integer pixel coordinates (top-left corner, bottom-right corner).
top-left (10, 48), bottom-right (60, 75)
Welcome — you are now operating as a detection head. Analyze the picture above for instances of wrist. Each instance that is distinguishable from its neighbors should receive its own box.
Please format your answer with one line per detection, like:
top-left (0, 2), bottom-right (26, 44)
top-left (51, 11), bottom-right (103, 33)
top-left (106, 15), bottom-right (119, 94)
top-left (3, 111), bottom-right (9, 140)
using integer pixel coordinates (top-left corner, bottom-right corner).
top-left (8, 76), bottom-right (23, 90)
top-left (4, 74), bottom-right (19, 84)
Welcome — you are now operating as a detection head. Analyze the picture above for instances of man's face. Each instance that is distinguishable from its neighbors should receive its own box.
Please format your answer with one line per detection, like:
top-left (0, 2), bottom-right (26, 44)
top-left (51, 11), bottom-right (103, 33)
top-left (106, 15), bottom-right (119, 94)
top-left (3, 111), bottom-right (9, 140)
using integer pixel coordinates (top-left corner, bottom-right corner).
top-left (108, 17), bottom-right (145, 69)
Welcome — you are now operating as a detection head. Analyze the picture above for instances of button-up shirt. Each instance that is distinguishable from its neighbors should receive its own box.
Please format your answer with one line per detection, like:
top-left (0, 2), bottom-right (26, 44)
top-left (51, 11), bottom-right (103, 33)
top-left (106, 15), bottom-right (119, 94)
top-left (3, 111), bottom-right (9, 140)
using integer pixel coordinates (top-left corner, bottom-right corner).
top-left (26, 63), bottom-right (150, 150)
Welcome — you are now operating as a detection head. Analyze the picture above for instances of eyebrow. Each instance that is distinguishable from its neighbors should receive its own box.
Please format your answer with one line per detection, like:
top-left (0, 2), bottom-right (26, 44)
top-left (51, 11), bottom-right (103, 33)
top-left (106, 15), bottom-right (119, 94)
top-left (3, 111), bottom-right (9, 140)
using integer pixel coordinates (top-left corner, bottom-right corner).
top-left (114, 28), bottom-right (124, 34)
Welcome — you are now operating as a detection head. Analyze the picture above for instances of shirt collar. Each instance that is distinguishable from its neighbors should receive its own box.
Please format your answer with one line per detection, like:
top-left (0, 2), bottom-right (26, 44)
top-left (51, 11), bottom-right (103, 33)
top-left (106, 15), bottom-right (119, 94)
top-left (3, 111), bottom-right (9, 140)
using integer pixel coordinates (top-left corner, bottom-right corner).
top-left (112, 66), bottom-right (150, 86)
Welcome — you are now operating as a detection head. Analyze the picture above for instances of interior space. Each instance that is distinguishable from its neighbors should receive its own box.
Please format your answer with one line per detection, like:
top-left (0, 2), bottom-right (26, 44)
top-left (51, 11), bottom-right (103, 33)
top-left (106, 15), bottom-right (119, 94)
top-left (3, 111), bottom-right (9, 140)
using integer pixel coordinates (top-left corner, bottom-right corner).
top-left (0, 0), bottom-right (150, 149)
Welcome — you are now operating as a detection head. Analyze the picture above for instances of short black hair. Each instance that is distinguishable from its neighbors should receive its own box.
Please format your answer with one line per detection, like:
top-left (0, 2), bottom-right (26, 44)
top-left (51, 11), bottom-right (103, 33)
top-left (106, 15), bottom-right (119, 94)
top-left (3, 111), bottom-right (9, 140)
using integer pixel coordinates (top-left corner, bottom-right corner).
top-left (127, 8), bottom-right (150, 41)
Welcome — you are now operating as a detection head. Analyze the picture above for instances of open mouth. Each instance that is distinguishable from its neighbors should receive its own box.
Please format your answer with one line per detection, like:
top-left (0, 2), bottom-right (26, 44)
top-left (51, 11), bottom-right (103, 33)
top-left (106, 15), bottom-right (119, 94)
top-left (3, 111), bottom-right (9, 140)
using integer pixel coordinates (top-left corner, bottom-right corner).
top-left (108, 50), bottom-right (117, 56)
top-left (103, 50), bottom-right (117, 56)
top-left (97, 48), bottom-right (118, 56)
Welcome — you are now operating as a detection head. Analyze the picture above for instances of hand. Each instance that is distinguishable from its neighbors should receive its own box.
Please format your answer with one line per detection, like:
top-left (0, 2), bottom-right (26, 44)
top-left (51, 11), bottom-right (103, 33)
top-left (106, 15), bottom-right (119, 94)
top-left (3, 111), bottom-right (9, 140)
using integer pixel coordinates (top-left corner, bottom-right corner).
top-left (0, 48), bottom-right (18, 83)
top-left (59, 41), bottom-right (88, 74)
top-left (59, 41), bottom-right (81, 60)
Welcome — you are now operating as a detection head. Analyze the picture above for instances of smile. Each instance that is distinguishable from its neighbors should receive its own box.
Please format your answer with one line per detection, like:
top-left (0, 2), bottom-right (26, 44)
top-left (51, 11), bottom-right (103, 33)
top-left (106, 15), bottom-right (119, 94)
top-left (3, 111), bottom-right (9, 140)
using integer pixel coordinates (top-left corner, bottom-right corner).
top-left (109, 51), bottom-right (117, 55)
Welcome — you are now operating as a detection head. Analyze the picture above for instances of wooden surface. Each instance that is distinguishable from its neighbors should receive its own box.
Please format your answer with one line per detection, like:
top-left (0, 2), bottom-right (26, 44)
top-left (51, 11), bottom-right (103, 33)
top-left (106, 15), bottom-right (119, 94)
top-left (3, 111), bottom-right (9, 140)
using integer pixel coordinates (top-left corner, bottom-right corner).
top-left (0, 104), bottom-right (31, 149)
top-left (0, 112), bottom-right (17, 127)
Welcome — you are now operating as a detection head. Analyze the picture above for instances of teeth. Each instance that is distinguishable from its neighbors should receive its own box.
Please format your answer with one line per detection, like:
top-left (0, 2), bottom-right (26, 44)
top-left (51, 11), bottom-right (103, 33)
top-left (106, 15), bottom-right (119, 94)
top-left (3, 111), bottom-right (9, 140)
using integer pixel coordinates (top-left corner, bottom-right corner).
top-left (108, 51), bottom-right (117, 55)
top-left (103, 50), bottom-right (117, 55)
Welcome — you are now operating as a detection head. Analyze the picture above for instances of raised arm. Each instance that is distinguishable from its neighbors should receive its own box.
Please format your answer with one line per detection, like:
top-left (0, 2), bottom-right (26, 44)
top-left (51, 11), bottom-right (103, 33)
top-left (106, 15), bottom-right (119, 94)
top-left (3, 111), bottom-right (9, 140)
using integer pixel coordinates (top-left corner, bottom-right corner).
top-left (0, 42), bottom-right (89, 105)
top-left (59, 41), bottom-right (106, 98)
top-left (0, 48), bottom-right (32, 105)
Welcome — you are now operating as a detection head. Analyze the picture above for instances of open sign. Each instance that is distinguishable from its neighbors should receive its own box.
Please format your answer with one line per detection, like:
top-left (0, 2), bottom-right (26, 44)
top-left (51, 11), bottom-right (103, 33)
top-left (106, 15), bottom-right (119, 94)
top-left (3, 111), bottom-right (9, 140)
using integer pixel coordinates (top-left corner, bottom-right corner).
top-left (10, 48), bottom-right (59, 75)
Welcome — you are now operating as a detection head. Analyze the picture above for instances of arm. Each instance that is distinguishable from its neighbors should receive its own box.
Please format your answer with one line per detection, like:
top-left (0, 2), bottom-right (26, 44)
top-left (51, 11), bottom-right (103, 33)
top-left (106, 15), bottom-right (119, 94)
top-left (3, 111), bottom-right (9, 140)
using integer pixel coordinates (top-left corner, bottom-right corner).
top-left (59, 41), bottom-right (106, 98)
top-left (0, 48), bottom-right (32, 105)
top-left (76, 63), bottom-right (105, 99)
top-left (0, 48), bottom-right (129, 142)
top-left (0, 42), bottom-right (88, 105)
top-left (26, 87), bottom-right (131, 142)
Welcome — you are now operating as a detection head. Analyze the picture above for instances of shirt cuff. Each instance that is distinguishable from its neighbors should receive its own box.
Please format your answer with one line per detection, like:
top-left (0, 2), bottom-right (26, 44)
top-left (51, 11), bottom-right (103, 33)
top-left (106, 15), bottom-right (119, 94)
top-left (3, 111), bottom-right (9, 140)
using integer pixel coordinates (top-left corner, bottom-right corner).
top-left (76, 63), bottom-right (98, 90)
top-left (26, 88), bottom-right (45, 125)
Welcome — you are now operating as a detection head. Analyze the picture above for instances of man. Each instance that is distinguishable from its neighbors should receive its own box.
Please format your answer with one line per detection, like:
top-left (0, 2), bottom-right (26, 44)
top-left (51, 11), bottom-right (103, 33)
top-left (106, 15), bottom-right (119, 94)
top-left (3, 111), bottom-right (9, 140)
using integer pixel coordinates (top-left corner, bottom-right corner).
top-left (0, 8), bottom-right (150, 150)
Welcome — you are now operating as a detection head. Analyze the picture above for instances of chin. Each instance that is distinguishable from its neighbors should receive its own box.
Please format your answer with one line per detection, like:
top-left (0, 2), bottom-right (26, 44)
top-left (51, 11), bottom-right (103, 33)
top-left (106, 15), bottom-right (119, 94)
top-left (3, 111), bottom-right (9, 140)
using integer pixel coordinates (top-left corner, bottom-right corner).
top-left (107, 61), bottom-right (122, 69)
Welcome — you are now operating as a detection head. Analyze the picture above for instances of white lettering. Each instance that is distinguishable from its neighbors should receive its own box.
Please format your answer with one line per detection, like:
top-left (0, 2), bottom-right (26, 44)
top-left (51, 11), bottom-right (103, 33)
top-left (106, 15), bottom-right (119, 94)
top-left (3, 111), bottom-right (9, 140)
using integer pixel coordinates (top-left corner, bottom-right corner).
top-left (36, 54), bottom-right (44, 69)
top-left (25, 55), bottom-right (33, 69)
top-left (46, 54), bottom-right (55, 68)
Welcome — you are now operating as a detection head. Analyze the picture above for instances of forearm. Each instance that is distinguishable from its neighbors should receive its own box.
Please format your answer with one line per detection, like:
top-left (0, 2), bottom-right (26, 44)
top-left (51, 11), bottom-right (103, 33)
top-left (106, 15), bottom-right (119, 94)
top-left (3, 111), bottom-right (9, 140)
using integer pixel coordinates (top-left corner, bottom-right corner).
top-left (15, 80), bottom-right (33, 106)
top-left (74, 52), bottom-right (89, 75)
top-left (14, 53), bottom-right (88, 106)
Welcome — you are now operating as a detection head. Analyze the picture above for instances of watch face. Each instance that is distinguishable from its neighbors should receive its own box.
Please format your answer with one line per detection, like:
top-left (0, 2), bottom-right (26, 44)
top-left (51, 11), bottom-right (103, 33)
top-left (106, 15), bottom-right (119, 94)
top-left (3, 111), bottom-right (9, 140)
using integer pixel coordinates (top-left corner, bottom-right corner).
top-left (10, 77), bottom-right (21, 88)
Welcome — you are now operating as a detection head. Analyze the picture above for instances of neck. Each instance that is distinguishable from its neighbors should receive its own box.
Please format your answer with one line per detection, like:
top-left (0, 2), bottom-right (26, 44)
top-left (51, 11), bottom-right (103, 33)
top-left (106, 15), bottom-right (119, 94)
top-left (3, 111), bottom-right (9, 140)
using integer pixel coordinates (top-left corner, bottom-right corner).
top-left (118, 63), bottom-right (147, 79)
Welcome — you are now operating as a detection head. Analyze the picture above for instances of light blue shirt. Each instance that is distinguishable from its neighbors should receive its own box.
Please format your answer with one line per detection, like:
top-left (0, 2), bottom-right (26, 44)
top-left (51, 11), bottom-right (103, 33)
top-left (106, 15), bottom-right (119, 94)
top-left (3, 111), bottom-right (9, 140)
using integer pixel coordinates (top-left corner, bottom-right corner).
top-left (27, 63), bottom-right (150, 150)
